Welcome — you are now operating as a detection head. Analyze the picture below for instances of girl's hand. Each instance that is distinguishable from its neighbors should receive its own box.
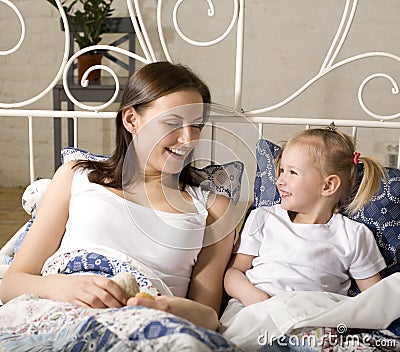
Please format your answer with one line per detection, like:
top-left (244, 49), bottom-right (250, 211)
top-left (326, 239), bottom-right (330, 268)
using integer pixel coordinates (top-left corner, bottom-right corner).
top-left (46, 274), bottom-right (128, 308)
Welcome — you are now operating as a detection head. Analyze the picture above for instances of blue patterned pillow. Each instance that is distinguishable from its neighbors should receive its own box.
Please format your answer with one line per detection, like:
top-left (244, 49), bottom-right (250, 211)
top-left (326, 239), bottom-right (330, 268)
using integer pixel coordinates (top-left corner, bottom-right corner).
top-left (61, 147), bottom-right (244, 204)
top-left (254, 139), bottom-right (400, 278)
top-left (61, 147), bottom-right (109, 163)
top-left (253, 139), bottom-right (281, 208)
top-left (350, 166), bottom-right (400, 277)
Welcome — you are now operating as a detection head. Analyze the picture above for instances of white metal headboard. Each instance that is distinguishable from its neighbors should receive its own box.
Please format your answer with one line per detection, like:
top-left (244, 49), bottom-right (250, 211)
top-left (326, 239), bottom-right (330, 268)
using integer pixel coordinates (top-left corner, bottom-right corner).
top-left (0, 0), bottom-right (399, 183)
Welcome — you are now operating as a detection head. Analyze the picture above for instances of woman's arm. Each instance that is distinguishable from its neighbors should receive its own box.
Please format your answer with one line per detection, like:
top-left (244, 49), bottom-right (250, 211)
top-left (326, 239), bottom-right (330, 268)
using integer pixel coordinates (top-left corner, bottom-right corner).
top-left (224, 253), bottom-right (270, 306)
top-left (188, 195), bottom-right (236, 312)
top-left (127, 195), bottom-right (236, 330)
top-left (0, 163), bottom-right (73, 302)
top-left (0, 163), bottom-right (126, 308)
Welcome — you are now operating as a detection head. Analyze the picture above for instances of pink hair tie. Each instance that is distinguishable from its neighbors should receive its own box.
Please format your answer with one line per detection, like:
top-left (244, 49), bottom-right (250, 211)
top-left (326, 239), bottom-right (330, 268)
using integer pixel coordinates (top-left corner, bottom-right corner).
top-left (353, 151), bottom-right (360, 164)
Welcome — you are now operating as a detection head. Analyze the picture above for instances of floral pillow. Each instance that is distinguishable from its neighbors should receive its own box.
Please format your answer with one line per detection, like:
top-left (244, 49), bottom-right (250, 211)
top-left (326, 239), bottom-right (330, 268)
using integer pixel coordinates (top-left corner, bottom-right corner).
top-left (253, 138), bottom-right (400, 279)
top-left (61, 147), bottom-right (244, 204)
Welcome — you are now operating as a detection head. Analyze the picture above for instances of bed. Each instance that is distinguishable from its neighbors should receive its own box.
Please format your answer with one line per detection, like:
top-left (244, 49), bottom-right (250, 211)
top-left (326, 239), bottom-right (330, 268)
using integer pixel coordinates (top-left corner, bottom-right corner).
top-left (0, 1), bottom-right (399, 351)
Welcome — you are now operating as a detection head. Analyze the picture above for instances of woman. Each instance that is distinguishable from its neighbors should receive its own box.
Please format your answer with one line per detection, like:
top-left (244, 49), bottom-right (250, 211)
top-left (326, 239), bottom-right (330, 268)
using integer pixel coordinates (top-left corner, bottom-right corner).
top-left (0, 62), bottom-right (236, 331)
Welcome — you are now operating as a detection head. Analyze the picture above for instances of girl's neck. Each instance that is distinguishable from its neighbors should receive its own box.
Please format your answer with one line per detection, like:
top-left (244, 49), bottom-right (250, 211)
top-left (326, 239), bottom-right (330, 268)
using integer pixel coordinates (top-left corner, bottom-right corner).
top-left (288, 210), bottom-right (334, 224)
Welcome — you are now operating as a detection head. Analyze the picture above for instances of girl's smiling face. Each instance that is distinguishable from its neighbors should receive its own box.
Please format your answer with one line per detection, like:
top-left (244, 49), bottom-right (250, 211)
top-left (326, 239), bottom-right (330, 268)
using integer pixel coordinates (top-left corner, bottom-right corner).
top-left (277, 143), bottom-right (324, 214)
top-left (131, 89), bottom-right (204, 176)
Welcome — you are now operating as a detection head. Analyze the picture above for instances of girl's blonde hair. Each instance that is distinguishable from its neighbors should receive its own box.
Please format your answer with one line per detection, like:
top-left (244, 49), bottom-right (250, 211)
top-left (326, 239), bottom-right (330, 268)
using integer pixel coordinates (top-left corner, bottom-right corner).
top-left (275, 128), bottom-right (386, 215)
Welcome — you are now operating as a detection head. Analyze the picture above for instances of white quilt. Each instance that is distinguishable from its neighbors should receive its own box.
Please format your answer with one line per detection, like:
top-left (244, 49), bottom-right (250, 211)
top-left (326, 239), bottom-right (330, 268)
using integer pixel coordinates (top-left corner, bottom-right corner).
top-left (220, 273), bottom-right (400, 351)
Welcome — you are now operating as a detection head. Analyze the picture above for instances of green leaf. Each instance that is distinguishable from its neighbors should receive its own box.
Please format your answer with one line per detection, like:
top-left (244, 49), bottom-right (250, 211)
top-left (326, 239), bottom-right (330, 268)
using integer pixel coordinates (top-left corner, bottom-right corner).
top-left (45, 0), bottom-right (115, 50)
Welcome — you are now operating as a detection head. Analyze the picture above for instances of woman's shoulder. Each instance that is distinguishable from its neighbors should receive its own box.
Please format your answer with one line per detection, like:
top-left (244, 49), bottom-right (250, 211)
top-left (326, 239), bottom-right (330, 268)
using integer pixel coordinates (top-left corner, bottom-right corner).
top-left (52, 162), bottom-right (92, 192)
top-left (186, 185), bottom-right (232, 219)
top-left (184, 185), bottom-right (221, 209)
top-left (208, 193), bottom-right (231, 212)
top-left (37, 162), bottom-right (78, 207)
top-left (53, 161), bottom-right (78, 180)
top-left (199, 187), bottom-right (232, 211)
top-left (53, 161), bottom-right (90, 181)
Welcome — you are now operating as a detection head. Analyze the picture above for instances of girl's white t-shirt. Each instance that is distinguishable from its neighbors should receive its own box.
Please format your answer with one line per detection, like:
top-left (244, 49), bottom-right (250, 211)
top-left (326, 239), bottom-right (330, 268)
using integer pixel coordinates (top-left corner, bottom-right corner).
top-left (44, 168), bottom-right (209, 297)
top-left (236, 204), bottom-right (386, 296)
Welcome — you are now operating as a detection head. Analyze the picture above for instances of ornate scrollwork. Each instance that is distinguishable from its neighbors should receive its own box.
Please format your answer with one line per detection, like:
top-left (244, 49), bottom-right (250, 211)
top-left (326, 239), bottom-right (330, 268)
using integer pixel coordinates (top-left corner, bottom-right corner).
top-left (245, 0), bottom-right (400, 121)
top-left (62, 44), bottom-right (148, 111)
top-left (157, 0), bottom-right (240, 62)
top-left (0, 0), bottom-right (70, 108)
top-left (358, 73), bottom-right (399, 121)
top-left (172, 0), bottom-right (239, 47)
top-left (0, 0), bottom-right (25, 56)
top-left (60, 0), bottom-right (241, 110)
top-left (0, 0), bottom-right (398, 119)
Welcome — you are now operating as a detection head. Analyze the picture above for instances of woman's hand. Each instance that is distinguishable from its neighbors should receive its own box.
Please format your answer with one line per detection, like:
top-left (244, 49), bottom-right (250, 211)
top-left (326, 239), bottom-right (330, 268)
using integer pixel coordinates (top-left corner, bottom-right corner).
top-left (127, 295), bottom-right (173, 313)
top-left (43, 274), bottom-right (128, 308)
top-left (127, 295), bottom-right (219, 330)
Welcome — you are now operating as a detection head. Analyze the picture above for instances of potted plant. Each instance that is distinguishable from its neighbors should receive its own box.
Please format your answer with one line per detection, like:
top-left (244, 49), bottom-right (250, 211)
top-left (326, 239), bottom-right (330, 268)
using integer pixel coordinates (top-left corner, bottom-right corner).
top-left (46, 0), bottom-right (115, 81)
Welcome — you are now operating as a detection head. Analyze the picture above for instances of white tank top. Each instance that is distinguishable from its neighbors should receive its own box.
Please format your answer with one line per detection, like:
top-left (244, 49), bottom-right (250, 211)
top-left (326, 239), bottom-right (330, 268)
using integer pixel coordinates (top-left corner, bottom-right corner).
top-left (47, 168), bottom-right (209, 297)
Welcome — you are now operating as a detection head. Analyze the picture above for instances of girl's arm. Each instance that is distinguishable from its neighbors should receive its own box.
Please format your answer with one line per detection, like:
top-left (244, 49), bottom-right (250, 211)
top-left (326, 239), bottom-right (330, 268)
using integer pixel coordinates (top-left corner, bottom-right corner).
top-left (355, 273), bottom-right (382, 292)
top-left (224, 253), bottom-right (270, 306)
top-left (0, 163), bottom-right (126, 308)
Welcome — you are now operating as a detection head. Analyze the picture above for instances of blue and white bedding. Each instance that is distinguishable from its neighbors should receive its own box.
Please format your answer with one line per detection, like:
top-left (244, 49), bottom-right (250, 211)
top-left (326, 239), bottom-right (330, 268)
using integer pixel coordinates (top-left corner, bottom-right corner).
top-left (0, 295), bottom-right (239, 352)
top-left (0, 250), bottom-right (241, 352)
top-left (220, 274), bottom-right (400, 351)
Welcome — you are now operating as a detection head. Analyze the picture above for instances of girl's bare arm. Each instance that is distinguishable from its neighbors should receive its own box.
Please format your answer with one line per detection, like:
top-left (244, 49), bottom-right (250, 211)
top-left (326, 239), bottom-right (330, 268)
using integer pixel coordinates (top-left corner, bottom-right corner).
top-left (355, 273), bottom-right (381, 292)
top-left (224, 253), bottom-right (270, 306)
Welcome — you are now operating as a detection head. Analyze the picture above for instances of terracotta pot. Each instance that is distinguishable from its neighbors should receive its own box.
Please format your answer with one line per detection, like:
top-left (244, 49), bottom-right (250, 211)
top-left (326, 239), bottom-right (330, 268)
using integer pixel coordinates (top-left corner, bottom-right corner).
top-left (77, 54), bottom-right (103, 82)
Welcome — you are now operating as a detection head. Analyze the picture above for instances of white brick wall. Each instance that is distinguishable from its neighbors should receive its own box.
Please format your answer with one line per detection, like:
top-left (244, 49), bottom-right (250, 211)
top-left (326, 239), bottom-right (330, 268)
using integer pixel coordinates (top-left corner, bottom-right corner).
top-left (0, 1), bottom-right (399, 186)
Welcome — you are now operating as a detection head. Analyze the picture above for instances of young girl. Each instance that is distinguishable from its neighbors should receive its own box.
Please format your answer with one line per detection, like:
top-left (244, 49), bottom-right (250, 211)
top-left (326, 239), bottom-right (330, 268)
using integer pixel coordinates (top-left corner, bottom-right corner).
top-left (224, 127), bottom-right (387, 308)
top-left (0, 62), bottom-right (236, 331)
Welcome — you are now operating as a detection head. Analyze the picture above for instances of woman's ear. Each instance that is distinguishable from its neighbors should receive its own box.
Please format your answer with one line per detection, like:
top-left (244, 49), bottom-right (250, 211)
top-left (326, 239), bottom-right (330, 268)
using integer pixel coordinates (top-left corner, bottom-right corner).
top-left (122, 107), bottom-right (137, 134)
top-left (321, 174), bottom-right (341, 197)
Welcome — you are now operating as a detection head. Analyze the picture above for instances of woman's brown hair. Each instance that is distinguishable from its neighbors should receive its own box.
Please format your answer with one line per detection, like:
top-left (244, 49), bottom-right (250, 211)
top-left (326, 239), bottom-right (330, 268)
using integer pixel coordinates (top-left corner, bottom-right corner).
top-left (74, 61), bottom-right (211, 189)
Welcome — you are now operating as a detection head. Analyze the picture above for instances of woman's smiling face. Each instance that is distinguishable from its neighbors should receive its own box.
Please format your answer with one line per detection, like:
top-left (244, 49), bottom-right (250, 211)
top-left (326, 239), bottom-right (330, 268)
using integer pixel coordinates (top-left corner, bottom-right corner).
top-left (133, 89), bottom-right (204, 176)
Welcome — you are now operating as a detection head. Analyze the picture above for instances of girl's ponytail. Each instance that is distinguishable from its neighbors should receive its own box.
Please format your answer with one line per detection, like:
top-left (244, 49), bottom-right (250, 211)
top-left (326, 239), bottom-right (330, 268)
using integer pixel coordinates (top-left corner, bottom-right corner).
top-left (346, 156), bottom-right (387, 215)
